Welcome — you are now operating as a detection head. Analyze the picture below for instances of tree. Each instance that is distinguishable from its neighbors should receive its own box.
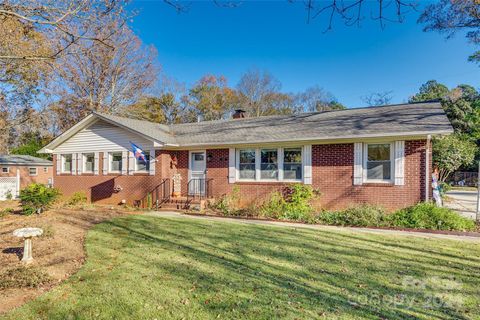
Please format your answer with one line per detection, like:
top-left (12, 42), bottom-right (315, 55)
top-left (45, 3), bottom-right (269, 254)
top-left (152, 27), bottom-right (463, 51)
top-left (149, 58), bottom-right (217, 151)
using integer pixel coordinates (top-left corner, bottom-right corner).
top-left (419, 0), bottom-right (480, 64)
top-left (10, 132), bottom-right (53, 160)
top-left (296, 85), bottom-right (345, 112)
top-left (410, 80), bottom-right (480, 135)
top-left (0, 1), bottom-right (129, 61)
top-left (409, 80), bottom-right (450, 102)
top-left (188, 75), bottom-right (238, 121)
top-left (48, 18), bottom-right (158, 132)
top-left (432, 134), bottom-right (477, 182)
top-left (361, 91), bottom-right (393, 106)
top-left (237, 69), bottom-right (296, 116)
top-left (123, 77), bottom-right (189, 125)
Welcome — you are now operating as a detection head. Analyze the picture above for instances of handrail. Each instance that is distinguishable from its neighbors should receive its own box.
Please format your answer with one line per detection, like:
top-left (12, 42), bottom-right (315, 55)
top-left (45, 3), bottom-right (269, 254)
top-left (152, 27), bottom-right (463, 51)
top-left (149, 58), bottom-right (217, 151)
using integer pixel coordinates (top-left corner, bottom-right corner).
top-left (135, 178), bottom-right (170, 209)
top-left (186, 178), bottom-right (213, 203)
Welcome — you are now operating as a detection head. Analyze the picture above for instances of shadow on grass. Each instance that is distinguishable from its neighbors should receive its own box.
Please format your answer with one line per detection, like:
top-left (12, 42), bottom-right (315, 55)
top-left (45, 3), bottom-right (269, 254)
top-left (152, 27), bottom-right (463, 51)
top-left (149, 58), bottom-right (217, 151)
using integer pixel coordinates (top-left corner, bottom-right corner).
top-left (94, 216), bottom-right (475, 319)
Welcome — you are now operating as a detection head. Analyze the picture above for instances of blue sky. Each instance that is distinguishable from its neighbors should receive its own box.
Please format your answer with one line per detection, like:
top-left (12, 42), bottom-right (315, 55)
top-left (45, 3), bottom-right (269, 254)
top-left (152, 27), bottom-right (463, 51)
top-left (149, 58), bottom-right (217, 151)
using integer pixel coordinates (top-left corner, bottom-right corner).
top-left (131, 1), bottom-right (479, 107)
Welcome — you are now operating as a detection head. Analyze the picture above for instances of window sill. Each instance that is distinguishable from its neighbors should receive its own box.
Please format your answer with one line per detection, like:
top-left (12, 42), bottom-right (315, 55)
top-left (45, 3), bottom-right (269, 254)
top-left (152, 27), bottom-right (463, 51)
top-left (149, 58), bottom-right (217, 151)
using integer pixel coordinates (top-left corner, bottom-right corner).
top-left (361, 182), bottom-right (395, 187)
top-left (235, 180), bottom-right (302, 185)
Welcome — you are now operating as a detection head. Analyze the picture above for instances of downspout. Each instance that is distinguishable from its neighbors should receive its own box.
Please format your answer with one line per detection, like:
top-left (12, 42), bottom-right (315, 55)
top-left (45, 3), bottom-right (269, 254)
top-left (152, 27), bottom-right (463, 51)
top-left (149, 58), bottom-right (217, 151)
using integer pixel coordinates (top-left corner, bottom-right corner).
top-left (425, 135), bottom-right (431, 202)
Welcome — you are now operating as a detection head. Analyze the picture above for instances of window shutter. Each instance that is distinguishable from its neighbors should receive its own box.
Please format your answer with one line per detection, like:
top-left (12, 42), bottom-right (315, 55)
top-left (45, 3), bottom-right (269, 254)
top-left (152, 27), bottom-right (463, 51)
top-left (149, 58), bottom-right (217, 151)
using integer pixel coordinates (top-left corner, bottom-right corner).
top-left (121, 151), bottom-right (128, 175)
top-left (56, 154), bottom-right (61, 174)
top-left (353, 142), bottom-right (363, 185)
top-left (77, 153), bottom-right (83, 175)
top-left (72, 153), bottom-right (77, 175)
top-left (103, 152), bottom-right (108, 175)
top-left (228, 148), bottom-right (236, 184)
top-left (149, 150), bottom-right (155, 176)
top-left (303, 145), bottom-right (312, 185)
top-left (128, 151), bottom-right (135, 175)
top-left (394, 140), bottom-right (405, 185)
top-left (94, 152), bottom-right (99, 175)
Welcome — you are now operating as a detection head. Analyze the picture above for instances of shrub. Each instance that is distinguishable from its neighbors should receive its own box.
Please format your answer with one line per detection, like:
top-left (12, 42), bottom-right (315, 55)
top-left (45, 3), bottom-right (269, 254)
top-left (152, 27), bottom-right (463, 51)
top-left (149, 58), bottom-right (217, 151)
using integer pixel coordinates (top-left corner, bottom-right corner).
top-left (0, 207), bottom-right (14, 218)
top-left (5, 189), bottom-right (13, 200)
top-left (209, 186), bottom-right (240, 215)
top-left (67, 191), bottom-right (88, 206)
top-left (388, 202), bottom-right (476, 231)
top-left (259, 185), bottom-right (320, 222)
top-left (19, 183), bottom-right (61, 215)
top-left (315, 205), bottom-right (388, 227)
top-left (0, 266), bottom-right (51, 289)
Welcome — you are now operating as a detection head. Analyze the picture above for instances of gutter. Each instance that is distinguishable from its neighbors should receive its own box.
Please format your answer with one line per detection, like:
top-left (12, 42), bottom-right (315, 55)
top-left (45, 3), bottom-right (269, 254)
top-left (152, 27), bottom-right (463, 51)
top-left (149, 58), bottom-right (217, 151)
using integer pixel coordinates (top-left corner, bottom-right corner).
top-left (425, 135), bottom-right (431, 202)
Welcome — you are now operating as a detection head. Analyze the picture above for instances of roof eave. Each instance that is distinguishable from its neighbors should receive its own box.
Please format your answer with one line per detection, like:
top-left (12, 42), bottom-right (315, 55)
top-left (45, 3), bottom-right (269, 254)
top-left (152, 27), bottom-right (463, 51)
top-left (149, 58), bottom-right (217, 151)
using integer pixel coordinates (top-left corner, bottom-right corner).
top-left (168, 129), bottom-right (454, 148)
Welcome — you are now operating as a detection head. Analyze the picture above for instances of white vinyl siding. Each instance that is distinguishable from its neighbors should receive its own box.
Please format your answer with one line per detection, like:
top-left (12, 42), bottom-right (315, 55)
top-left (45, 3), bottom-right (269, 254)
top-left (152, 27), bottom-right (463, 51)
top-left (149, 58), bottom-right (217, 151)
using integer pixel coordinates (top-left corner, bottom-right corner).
top-left (55, 120), bottom-right (154, 153)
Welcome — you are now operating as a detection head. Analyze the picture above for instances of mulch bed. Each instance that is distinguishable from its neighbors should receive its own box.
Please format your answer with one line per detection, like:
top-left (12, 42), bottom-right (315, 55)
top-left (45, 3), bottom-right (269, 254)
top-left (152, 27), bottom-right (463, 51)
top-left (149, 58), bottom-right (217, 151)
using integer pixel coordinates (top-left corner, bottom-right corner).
top-left (183, 211), bottom-right (480, 237)
top-left (0, 206), bottom-right (137, 314)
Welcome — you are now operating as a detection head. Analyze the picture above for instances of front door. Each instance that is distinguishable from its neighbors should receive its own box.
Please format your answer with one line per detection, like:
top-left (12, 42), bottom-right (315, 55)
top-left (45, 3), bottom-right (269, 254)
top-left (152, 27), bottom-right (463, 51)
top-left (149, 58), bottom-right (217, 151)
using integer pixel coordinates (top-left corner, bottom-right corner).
top-left (189, 151), bottom-right (206, 195)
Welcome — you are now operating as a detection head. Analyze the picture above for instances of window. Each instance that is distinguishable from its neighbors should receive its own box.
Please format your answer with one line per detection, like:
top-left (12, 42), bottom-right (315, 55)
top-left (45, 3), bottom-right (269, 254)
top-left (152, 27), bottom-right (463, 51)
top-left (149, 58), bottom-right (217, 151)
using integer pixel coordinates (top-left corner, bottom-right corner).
top-left (1, 167), bottom-right (8, 173)
top-left (136, 151), bottom-right (150, 172)
top-left (29, 167), bottom-right (37, 176)
top-left (109, 152), bottom-right (122, 172)
top-left (365, 143), bottom-right (393, 182)
top-left (283, 148), bottom-right (302, 180)
top-left (239, 149), bottom-right (256, 180)
top-left (83, 153), bottom-right (95, 173)
top-left (62, 154), bottom-right (72, 173)
top-left (260, 149), bottom-right (278, 180)
top-left (43, 167), bottom-right (48, 173)
top-left (237, 147), bottom-right (303, 182)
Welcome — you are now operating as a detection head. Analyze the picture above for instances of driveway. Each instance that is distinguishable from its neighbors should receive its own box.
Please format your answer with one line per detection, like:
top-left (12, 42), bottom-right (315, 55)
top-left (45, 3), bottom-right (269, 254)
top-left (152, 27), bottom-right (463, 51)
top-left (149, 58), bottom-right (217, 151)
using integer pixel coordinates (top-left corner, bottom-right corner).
top-left (445, 190), bottom-right (479, 220)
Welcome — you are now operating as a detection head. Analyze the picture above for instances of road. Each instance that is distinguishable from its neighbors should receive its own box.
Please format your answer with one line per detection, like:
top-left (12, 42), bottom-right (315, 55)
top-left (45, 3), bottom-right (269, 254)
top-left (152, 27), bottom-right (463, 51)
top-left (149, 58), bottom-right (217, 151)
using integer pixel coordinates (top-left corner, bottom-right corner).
top-left (445, 190), bottom-right (479, 220)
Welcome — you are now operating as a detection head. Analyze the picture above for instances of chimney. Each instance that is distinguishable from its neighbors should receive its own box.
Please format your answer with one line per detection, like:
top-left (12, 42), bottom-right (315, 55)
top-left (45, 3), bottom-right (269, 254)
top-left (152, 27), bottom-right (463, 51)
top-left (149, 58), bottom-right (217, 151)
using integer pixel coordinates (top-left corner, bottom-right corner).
top-left (232, 109), bottom-right (246, 119)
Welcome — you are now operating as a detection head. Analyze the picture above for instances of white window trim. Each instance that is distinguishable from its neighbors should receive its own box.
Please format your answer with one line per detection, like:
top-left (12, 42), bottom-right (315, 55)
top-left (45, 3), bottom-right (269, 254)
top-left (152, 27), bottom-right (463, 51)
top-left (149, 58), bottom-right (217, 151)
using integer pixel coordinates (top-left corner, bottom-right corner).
top-left (83, 153), bottom-right (95, 174)
top-left (134, 150), bottom-right (150, 173)
top-left (1, 167), bottom-right (9, 173)
top-left (29, 167), bottom-right (38, 176)
top-left (61, 154), bottom-right (72, 173)
top-left (109, 152), bottom-right (123, 173)
top-left (43, 167), bottom-right (48, 173)
top-left (236, 147), bottom-right (303, 182)
top-left (363, 142), bottom-right (394, 184)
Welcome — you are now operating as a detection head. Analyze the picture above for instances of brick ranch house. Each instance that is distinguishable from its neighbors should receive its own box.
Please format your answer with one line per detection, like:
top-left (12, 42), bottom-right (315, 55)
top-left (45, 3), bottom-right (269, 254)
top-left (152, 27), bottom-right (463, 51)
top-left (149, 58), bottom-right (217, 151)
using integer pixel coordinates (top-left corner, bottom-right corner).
top-left (0, 155), bottom-right (53, 200)
top-left (39, 102), bottom-right (453, 211)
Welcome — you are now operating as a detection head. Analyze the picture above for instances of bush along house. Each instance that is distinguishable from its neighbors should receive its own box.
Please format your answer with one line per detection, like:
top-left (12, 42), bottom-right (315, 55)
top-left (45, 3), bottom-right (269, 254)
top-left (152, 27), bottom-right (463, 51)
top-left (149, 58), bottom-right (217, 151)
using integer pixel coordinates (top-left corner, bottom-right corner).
top-left (39, 102), bottom-right (453, 211)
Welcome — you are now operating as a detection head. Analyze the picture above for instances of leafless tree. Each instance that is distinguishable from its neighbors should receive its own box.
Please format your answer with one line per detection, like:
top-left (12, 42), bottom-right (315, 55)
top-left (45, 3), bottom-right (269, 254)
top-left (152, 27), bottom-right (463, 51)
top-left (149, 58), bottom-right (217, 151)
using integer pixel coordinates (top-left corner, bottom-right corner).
top-left (237, 69), bottom-right (290, 117)
top-left (48, 18), bottom-right (158, 132)
top-left (361, 90), bottom-right (394, 106)
top-left (295, 85), bottom-right (345, 112)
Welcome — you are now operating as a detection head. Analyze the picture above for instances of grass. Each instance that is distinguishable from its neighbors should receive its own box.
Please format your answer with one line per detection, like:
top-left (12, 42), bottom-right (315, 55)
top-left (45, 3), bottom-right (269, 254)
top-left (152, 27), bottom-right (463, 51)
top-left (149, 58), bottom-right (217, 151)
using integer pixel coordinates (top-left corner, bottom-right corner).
top-left (3, 215), bottom-right (480, 319)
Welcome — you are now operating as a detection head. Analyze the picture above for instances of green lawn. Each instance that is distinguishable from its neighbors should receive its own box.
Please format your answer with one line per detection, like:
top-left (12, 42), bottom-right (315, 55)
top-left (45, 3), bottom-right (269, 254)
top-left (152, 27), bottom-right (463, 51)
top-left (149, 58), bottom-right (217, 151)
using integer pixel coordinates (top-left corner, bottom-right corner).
top-left (4, 215), bottom-right (480, 320)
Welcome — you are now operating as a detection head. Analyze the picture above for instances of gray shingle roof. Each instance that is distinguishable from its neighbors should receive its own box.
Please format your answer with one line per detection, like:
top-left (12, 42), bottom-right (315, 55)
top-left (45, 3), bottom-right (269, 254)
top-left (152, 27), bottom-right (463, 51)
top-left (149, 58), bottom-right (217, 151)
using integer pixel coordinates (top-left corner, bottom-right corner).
top-left (97, 102), bottom-right (452, 147)
top-left (0, 155), bottom-right (52, 165)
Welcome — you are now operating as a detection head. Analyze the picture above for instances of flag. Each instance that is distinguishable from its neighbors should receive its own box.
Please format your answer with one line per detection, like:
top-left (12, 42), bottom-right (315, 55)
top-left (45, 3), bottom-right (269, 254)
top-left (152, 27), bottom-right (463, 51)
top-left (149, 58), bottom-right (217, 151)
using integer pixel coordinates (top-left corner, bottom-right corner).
top-left (130, 142), bottom-right (147, 164)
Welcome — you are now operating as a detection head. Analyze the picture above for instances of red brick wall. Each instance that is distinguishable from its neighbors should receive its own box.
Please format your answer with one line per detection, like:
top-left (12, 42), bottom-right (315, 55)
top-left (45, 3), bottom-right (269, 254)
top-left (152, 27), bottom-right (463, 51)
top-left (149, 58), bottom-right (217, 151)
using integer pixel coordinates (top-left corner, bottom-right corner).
top-left (52, 140), bottom-right (429, 210)
top-left (204, 141), bottom-right (428, 211)
top-left (311, 141), bottom-right (427, 211)
top-left (53, 151), bottom-right (163, 204)
top-left (0, 165), bottom-right (52, 188)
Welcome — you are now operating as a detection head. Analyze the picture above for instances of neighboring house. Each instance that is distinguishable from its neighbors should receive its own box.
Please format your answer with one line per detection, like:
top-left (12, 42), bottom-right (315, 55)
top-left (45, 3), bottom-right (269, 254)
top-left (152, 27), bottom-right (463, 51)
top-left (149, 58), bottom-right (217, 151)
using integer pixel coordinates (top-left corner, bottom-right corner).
top-left (0, 155), bottom-right (53, 200)
top-left (39, 102), bottom-right (453, 211)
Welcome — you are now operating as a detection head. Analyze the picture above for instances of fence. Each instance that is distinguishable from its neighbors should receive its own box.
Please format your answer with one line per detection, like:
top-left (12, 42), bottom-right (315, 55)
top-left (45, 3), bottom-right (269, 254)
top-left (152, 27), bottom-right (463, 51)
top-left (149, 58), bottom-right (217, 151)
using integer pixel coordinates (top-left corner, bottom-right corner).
top-left (448, 172), bottom-right (478, 187)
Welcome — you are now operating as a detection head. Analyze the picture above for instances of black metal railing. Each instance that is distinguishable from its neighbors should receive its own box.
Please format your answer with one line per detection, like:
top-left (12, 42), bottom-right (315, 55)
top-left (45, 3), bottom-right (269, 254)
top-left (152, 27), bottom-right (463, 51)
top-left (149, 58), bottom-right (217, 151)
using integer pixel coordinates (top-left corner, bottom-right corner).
top-left (135, 178), bottom-right (170, 209)
top-left (186, 178), bottom-right (213, 202)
